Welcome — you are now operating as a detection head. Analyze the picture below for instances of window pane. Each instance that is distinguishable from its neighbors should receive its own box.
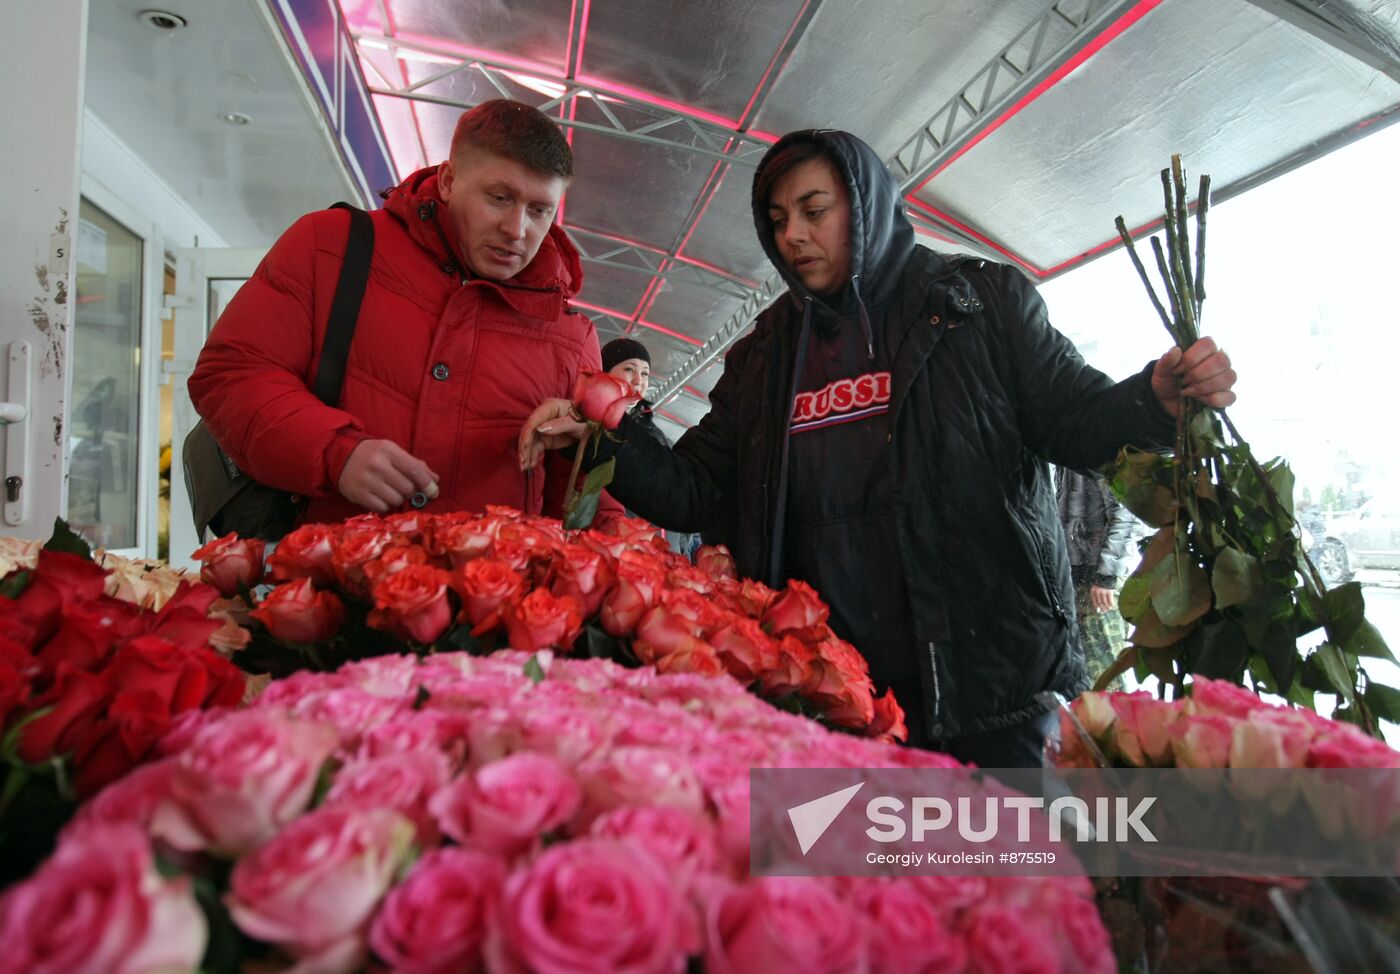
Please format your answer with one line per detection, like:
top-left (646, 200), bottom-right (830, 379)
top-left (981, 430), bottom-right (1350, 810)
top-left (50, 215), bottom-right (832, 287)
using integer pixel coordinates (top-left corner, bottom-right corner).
top-left (69, 200), bottom-right (142, 550)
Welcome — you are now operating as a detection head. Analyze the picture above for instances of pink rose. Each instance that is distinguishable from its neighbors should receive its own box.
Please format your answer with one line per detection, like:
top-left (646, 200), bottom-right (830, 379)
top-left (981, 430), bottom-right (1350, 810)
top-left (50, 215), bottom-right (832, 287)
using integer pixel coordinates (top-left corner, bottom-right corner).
top-left (1186, 676), bottom-right (1268, 720)
top-left (1071, 690), bottom-right (1119, 740)
top-left (589, 805), bottom-right (720, 888)
top-left (1112, 694), bottom-right (1177, 766)
top-left (1051, 891), bottom-right (1117, 974)
top-left (704, 877), bottom-right (865, 974)
top-left (573, 370), bottom-right (641, 430)
top-left (906, 875), bottom-right (989, 917)
top-left (227, 806), bottom-right (414, 970)
top-left (151, 710), bottom-right (340, 856)
top-left (324, 750), bottom-right (453, 846)
top-left (489, 839), bottom-right (691, 974)
top-left (191, 532), bottom-right (266, 596)
top-left (964, 907), bottom-right (1060, 974)
top-left (580, 745), bottom-right (705, 823)
top-left (1169, 713), bottom-right (1235, 768)
top-left (369, 848), bottom-right (507, 974)
top-left (63, 759), bottom-right (178, 840)
top-left (0, 825), bottom-right (205, 974)
top-left (854, 880), bottom-right (967, 974)
top-left (250, 577), bottom-right (346, 644)
top-left (430, 752), bottom-right (582, 856)
top-left (1229, 709), bottom-right (1314, 769)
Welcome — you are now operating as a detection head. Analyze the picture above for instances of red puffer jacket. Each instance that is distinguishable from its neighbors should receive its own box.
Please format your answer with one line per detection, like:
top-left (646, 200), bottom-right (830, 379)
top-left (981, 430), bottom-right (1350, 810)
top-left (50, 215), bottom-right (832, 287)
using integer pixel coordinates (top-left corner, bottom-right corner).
top-left (189, 166), bottom-right (617, 526)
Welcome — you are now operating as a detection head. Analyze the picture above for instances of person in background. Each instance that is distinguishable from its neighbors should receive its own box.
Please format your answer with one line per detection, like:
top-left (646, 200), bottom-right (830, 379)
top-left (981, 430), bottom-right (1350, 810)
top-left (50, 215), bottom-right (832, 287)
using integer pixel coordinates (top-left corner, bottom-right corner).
top-left (189, 100), bottom-right (619, 526)
top-left (521, 128), bottom-right (1237, 766)
top-left (600, 337), bottom-right (700, 557)
top-left (1055, 467), bottom-right (1144, 692)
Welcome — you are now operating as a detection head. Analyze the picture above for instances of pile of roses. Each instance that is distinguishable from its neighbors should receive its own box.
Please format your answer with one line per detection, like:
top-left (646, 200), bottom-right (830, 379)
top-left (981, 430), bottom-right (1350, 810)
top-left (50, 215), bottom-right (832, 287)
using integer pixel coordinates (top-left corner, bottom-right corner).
top-left (1056, 675), bottom-right (1400, 771)
top-left (0, 652), bottom-right (1115, 974)
top-left (0, 542), bottom-right (246, 801)
top-left (197, 506), bottom-right (906, 740)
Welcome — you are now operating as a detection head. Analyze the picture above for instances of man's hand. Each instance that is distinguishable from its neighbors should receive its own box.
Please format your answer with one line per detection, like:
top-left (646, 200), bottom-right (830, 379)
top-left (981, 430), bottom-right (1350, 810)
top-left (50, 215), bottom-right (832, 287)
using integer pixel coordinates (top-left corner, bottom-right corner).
top-left (337, 439), bottom-right (438, 513)
top-left (518, 398), bottom-right (587, 471)
top-left (1090, 585), bottom-right (1116, 613)
top-left (1151, 336), bottom-right (1236, 417)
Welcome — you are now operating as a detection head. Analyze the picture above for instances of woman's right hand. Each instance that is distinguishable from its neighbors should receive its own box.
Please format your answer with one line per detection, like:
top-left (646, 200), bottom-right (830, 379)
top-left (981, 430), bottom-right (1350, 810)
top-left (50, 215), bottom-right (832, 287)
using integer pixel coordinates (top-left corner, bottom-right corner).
top-left (518, 398), bottom-right (588, 471)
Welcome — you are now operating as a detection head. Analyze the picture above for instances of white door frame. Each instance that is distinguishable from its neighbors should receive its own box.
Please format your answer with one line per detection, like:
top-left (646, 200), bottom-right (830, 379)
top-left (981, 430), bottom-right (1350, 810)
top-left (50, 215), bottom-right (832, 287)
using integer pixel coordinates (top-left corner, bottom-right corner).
top-left (167, 247), bottom-right (264, 570)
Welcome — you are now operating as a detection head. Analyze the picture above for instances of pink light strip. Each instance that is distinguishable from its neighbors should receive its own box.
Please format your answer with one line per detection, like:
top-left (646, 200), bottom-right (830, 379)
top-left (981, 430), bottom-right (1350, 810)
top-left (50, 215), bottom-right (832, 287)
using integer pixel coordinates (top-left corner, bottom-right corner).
top-left (683, 385), bottom-right (709, 401)
top-left (913, 0), bottom-right (1166, 193)
top-left (571, 0), bottom-right (592, 78)
top-left (655, 408), bottom-right (687, 425)
top-left (566, 224), bottom-right (758, 287)
top-left (904, 197), bottom-right (1044, 277)
top-left (576, 71), bottom-right (779, 141)
top-left (737, 0), bottom-right (813, 128)
top-left (569, 300), bottom-right (704, 346)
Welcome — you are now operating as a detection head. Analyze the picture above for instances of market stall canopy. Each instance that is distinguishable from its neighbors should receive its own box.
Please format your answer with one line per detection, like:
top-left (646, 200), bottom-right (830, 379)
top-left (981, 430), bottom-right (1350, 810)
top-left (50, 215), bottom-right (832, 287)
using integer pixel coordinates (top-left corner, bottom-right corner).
top-left (88, 0), bottom-right (1400, 437)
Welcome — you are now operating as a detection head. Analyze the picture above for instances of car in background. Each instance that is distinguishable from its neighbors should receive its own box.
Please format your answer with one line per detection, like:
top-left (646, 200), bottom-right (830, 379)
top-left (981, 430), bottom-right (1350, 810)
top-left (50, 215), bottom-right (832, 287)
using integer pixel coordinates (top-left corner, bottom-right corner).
top-left (1310, 495), bottom-right (1400, 586)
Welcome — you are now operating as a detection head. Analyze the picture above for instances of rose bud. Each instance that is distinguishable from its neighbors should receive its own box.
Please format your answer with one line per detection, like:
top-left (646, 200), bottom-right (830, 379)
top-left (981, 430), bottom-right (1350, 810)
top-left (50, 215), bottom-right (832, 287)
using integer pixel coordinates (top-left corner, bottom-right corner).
top-left (572, 370), bottom-right (641, 430)
top-left (191, 533), bottom-right (266, 596)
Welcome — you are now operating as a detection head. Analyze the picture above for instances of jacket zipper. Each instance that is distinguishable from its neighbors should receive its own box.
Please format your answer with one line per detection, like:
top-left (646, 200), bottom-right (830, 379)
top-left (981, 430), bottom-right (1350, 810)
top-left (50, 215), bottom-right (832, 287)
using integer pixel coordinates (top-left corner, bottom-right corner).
top-left (927, 641), bottom-right (942, 735)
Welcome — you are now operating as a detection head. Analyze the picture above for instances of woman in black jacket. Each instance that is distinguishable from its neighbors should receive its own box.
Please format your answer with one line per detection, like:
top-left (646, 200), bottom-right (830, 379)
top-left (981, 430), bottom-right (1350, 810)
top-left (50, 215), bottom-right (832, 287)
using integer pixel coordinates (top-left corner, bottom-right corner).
top-left (523, 130), bottom-right (1236, 767)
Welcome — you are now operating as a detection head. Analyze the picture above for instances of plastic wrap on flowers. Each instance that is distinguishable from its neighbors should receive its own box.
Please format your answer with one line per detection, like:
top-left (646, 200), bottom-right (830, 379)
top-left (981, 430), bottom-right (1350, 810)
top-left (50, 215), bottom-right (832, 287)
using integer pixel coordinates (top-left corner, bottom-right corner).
top-left (204, 507), bottom-right (906, 741)
top-left (0, 522), bottom-right (247, 886)
top-left (4, 653), bottom-right (1115, 973)
top-left (1051, 677), bottom-right (1400, 973)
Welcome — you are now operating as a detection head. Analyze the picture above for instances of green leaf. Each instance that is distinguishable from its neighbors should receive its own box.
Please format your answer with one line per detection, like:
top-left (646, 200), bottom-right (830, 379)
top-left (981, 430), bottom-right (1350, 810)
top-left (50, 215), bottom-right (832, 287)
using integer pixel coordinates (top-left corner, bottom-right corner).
top-left (578, 623), bottom-right (622, 661)
top-left (1322, 582), bottom-right (1366, 645)
top-left (1119, 575), bottom-right (1151, 620)
top-left (1149, 548), bottom-right (1212, 627)
top-left (43, 517), bottom-right (92, 560)
top-left (0, 570), bottom-right (30, 600)
top-left (1258, 619), bottom-right (1298, 693)
top-left (1345, 621), bottom-right (1396, 663)
top-left (1210, 547), bottom-right (1261, 609)
top-left (1284, 681), bottom-right (1316, 711)
top-left (1192, 619), bottom-right (1250, 681)
top-left (1110, 448), bottom-right (1178, 527)
top-left (1363, 681), bottom-right (1400, 724)
top-left (1129, 603), bottom-right (1196, 649)
top-left (0, 707), bottom-right (54, 765)
top-left (523, 654), bottom-right (546, 684)
top-left (193, 874), bottom-right (244, 974)
top-left (1266, 461), bottom-right (1295, 520)
top-left (412, 685), bottom-right (431, 710)
top-left (580, 456), bottom-right (616, 498)
top-left (563, 490), bottom-right (601, 531)
top-left (1138, 528), bottom-right (1175, 576)
top-left (1312, 642), bottom-right (1355, 705)
top-left (1189, 410), bottom-right (1227, 448)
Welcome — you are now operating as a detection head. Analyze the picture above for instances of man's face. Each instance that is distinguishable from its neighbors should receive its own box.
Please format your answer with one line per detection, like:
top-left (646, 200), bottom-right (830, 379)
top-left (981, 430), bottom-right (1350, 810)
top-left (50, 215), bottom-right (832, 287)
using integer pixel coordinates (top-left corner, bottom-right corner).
top-left (608, 357), bottom-right (650, 399)
top-left (438, 147), bottom-right (568, 281)
top-left (767, 157), bottom-right (852, 297)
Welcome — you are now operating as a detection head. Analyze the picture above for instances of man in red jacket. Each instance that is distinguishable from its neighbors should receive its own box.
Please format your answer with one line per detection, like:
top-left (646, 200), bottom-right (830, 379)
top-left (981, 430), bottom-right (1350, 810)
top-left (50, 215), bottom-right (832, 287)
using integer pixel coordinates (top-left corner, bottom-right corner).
top-left (189, 100), bottom-right (617, 526)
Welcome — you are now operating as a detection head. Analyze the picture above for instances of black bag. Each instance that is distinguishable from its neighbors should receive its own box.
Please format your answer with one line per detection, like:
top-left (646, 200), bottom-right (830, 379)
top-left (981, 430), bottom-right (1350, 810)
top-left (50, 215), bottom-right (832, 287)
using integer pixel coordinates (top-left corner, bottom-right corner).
top-left (183, 203), bottom-right (374, 541)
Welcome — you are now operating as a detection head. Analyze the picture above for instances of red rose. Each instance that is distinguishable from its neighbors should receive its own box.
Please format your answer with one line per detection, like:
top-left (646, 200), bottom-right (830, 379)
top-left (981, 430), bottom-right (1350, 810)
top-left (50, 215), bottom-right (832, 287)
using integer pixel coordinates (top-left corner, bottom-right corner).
top-left (549, 543), bottom-right (615, 618)
top-left (265, 523), bottom-right (338, 586)
top-left (694, 545), bottom-right (737, 580)
top-left (759, 635), bottom-right (817, 697)
top-left (35, 596), bottom-right (145, 675)
top-left (652, 641), bottom-right (725, 678)
top-left (502, 589), bottom-right (584, 652)
top-left (0, 636), bottom-right (35, 728)
top-left (330, 529), bottom-right (393, 598)
top-left (734, 579), bottom-right (777, 618)
top-left (572, 370), bottom-right (641, 430)
top-left (191, 533), bottom-right (266, 596)
top-left (15, 664), bottom-right (114, 764)
top-left (709, 618), bottom-right (781, 684)
top-left (452, 558), bottom-right (526, 632)
top-left (600, 550), bottom-right (666, 637)
top-left (430, 519), bottom-right (496, 568)
top-left (250, 578), bottom-right (346, 644)
top-left (362, 543), bottom-right (431, 590)
top-left (633, 604), bottom-right (715, 669)
top-left (143, 581), bottom-right (223, 651)
top-left (488, 538), bottom-right (533, 574)
top-left (70, 688), bottom-right (174, 797)
top-left (97, 635), bottom-right (214, 719)
top-left (12, 549), bottom-right (110, 642)
top-left (868, 689), bottom-right (909, 743)
top-left (368, 564), bottom-right (453, 645)
top-left (667, 563), bottom-right (715, 596)
top-left (762, 579), bottom-right (830, 634)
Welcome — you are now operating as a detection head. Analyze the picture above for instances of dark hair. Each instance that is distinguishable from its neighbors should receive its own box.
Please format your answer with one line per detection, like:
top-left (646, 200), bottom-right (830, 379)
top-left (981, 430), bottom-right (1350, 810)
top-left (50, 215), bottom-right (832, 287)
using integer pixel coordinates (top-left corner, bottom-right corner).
top-left (753, 135), bottom-right (840, 214)
top-left (450, 100), bottom-right (574, 180)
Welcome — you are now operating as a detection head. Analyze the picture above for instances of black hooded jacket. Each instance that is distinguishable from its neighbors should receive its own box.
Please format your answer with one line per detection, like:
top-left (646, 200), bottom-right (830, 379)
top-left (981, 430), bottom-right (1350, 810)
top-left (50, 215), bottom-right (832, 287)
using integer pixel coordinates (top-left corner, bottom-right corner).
top-left (590, 129), bottom-right (1175, 738)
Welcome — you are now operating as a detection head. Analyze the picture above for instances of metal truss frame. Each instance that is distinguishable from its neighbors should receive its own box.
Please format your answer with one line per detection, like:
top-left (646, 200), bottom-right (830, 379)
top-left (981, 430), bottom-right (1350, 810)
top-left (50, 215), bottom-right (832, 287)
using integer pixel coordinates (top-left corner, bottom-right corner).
top-left (353, 32), bottom-right (775, 166)
top-left (1241, 0), bottom-right (1400, 85)
top-left (564, 227), bottom-right (757, 302)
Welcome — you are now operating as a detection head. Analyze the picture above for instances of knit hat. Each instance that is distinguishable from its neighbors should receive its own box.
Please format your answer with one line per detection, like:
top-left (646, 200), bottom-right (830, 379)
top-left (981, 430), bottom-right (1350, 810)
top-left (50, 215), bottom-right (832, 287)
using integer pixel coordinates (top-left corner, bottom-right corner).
top-left (601, 337), bottom-right (650, 373)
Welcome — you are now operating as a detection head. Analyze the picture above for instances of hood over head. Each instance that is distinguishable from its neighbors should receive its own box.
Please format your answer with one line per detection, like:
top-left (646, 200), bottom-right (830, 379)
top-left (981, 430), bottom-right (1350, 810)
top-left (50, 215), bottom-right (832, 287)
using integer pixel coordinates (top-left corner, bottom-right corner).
top-left (751, 129), bottom-right (916, 316)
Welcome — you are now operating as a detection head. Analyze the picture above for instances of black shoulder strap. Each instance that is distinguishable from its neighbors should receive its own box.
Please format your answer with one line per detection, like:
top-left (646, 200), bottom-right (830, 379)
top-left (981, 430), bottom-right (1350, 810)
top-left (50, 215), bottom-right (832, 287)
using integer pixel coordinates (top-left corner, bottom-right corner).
top-left (312, 203), bottom-right (375, 405)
